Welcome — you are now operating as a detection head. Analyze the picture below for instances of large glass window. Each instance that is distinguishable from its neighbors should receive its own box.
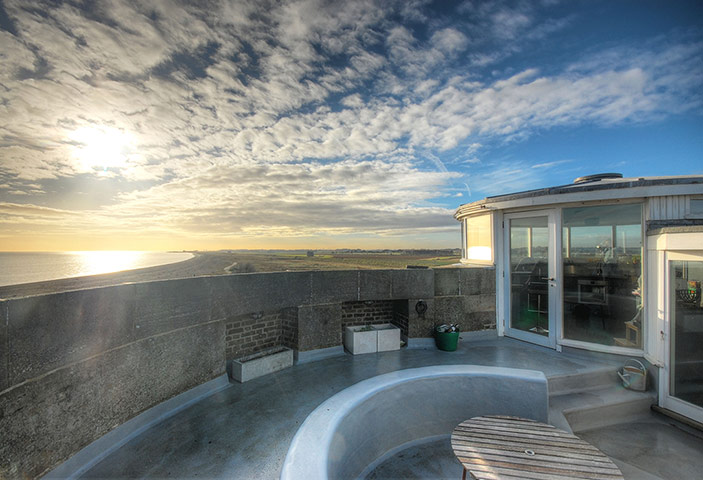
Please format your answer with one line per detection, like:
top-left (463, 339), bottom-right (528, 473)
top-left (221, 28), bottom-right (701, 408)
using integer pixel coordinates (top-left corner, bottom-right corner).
top-left (465, 214), bottom-right (492, 262)
top-left (562, 204), bottom-right (642, 347)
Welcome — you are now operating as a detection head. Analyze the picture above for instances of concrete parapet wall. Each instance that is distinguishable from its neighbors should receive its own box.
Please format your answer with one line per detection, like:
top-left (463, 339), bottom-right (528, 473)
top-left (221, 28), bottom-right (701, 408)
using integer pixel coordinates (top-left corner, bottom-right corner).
top-left (0, 266), bottom-right (495, 478)
top-left (0, 280), bottom-right (226, 478)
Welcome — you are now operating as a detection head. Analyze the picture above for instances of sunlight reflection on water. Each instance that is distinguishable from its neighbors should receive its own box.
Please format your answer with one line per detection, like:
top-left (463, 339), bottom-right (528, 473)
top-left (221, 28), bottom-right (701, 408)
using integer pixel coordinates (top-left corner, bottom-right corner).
top-left (67, 251), bottom-right (151, 277)
top-left (0, 251), bottom-right (194, 287)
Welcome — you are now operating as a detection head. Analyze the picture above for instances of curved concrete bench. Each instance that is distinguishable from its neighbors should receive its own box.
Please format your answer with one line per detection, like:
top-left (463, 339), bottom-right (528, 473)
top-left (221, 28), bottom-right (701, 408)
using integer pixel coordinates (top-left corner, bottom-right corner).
top-left (280, 365), bottom-right (548, 480)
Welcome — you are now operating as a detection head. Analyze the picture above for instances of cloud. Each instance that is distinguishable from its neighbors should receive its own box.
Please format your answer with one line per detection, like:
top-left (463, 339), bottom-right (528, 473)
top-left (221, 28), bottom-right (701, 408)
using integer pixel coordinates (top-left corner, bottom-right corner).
top-left (0, 0), bottom-right (701, 247)
top-left (532, 160), bottom-right (572, 169)
top-left (0, 202), bottom-right (75, 217)
top-left (465, 163), bottom-right (545, 197)
top-left (102, 159), bottom-right (461, 239)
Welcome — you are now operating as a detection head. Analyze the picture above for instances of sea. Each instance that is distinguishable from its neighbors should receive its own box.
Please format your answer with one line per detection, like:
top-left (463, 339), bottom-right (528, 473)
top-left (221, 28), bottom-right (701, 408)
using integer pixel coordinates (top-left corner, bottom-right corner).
top-left (0, 251), bottom-right (194, 287)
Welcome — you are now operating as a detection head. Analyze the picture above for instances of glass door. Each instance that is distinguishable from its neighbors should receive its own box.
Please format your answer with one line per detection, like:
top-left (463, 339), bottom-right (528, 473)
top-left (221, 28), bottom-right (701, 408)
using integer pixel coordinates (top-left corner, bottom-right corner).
top-left (662, 255), bottom-right (703, 423)
top-left (504, 211), bottom-right (557, 348)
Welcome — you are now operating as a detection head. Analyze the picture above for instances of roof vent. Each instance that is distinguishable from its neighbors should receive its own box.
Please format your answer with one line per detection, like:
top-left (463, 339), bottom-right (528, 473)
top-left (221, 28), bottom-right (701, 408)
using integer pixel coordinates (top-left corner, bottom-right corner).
top-left (573, 173), bottom-right (623, 184)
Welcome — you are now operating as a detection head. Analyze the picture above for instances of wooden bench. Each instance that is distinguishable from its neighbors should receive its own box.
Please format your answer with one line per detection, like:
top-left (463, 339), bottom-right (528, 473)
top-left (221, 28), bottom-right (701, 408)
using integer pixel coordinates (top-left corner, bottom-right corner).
top-left (451, 415), bottom-right (624, 480)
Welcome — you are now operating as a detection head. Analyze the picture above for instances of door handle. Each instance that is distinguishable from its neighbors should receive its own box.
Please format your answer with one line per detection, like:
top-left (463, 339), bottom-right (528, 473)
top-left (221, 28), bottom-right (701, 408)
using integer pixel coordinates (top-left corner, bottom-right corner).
top-left (540, 277), bottom-right (555, 282)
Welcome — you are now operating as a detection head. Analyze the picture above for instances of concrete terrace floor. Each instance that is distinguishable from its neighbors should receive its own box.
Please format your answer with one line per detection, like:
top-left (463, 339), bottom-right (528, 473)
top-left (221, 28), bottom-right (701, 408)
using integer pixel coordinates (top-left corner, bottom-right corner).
top-left (79, 337), bottom-right (703, 479)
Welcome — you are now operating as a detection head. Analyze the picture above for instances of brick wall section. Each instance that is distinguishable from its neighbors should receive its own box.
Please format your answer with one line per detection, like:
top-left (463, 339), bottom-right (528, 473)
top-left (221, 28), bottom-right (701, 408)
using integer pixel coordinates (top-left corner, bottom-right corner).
top-left (340, 300), bottom-right (411, 339)
top-left (341, 300), bottom-right (394, 328)
top-left (225, 311), bottom-right (283, 360)
top-left (280, 307), bottom-right (298, 350)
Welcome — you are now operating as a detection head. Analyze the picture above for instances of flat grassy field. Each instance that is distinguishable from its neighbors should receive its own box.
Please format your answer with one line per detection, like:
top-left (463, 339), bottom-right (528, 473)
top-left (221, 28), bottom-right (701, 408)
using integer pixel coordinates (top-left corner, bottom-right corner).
top-left (223, 250), bottom-right (461, 273)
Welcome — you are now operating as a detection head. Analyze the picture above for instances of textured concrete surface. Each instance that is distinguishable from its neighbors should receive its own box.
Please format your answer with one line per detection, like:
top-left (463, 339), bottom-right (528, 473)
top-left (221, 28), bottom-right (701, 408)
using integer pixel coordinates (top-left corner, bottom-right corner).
top-left (1, 322), bottom-right (225, 478)
top-left (132, 277), bottom-right (212, 338)
top-left (0, 301), bottom-right (9, 392)
top-left (433, 268), bottom-right (461, 296)
top-left (208, 272), bottom-right (312, 319)
top-left (45, 375), bottom-right (231, 480)
top-left (297, 303), bottom-right (342, 351)
top-left (578, 414), bottom-right (703, 480)
top-left (458, 266), bottom-right (495, 295)
top-left (79, 337), bottom-right (624, 479)
top-left (390, 269), bottom-right (434, 298)
top-left (1, 280), bottom-right (226, 478)
top-left (311, 270), bottom-right (360, 303)
top-left (359, 270), bottom-right (393, 300)
top-left (7, 284), bottom-right (137, 384)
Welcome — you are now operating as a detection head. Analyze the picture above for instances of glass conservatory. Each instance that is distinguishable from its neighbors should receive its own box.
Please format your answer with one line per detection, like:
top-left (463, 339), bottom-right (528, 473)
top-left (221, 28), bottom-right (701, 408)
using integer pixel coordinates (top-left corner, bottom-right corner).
top-left (456, 174), bottom-right (703, 422)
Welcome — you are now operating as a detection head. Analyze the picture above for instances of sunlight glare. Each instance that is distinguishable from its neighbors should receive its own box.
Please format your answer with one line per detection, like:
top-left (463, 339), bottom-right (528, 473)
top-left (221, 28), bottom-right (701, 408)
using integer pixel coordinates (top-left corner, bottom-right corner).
top-left (71, 251), bottom-right (145, 276)
top-left (70, 126), bottom-right (135, 173)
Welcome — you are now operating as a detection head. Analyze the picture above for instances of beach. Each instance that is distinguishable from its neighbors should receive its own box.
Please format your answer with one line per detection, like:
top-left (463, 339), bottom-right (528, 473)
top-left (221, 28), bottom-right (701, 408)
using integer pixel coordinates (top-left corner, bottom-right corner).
top-left (0, 251), bottom-right (238, 299)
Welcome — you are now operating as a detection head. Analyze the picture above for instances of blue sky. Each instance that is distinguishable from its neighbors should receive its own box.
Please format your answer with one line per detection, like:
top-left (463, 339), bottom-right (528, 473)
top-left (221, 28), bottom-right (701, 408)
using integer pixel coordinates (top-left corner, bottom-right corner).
top-left (0, 0), bottom-right (701, 251)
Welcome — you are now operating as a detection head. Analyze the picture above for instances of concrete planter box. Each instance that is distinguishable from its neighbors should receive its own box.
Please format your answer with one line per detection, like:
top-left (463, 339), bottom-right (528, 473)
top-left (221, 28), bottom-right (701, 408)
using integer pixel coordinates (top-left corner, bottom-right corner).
top-left (230, 346), bottom-right (293, 383)
top-left (344, 324), bottom-right (401, 354)
top-left (344, 326), bottom-right (377, 355)
top-left (374, 323), bottom-right (401, 352)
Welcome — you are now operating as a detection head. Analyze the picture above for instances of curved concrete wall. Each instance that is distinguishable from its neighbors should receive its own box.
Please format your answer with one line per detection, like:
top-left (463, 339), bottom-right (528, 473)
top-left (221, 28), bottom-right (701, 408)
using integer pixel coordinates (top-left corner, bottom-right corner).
top-left (281, 365), bottom-right (548, 480)
top-left (0, 267), bottom-right (495, 478)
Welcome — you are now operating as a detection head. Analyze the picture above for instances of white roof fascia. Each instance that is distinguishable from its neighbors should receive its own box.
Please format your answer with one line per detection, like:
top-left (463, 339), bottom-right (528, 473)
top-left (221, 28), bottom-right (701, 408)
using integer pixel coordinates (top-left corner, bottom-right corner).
top-left (475, 183), bottom-right (703, 213)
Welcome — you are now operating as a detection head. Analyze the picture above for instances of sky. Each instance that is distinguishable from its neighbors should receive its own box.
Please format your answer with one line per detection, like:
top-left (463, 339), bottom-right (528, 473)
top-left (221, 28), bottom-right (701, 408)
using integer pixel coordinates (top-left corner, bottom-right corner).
top-left (0, 0), bottom-right (701, 251)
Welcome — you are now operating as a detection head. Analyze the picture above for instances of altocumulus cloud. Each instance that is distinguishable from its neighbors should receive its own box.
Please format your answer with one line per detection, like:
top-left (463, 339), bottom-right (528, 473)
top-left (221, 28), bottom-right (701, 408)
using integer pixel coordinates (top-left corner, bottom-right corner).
top-left (0, 0), bottom-right (701, 248)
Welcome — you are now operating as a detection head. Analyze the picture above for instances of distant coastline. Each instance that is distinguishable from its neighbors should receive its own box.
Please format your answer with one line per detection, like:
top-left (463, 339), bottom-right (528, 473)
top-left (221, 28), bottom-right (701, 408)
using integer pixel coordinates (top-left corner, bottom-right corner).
top-left (0, 249), bottom-right (460, 299)
top-left (0, 251), bottom-right (227, 299)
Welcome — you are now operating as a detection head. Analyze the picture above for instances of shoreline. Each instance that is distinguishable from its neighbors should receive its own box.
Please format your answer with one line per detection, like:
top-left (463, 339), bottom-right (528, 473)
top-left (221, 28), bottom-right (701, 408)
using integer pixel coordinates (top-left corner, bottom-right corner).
top-left (0, 250), bottom-right (462, 299)
top-left (0, 252), bottom-right (241, 299)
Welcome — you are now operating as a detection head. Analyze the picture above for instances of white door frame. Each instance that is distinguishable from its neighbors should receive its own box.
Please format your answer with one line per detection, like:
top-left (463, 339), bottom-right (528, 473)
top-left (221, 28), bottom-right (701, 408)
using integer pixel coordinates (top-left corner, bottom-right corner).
top-left (657, 249), bottom-right (703, 424)
top-left (502, 209), bottom-right (560, 349)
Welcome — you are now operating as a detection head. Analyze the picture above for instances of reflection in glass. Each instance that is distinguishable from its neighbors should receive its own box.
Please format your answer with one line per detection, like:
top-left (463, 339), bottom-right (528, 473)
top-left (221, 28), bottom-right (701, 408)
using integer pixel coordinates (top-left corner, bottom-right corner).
top-left (562, 204), bottom-right (642, 347)
top-left (510, 216), bottom-right (549, 336)
top-left (670, 260), bottom-right (703, 409)
top-left (465, 214), bottom-right (492, 261)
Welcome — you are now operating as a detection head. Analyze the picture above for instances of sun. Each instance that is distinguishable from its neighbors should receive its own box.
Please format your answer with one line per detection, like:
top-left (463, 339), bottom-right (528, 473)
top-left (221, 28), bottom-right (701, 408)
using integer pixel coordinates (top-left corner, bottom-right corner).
top-left (69, 126), bottom-right (135, 173)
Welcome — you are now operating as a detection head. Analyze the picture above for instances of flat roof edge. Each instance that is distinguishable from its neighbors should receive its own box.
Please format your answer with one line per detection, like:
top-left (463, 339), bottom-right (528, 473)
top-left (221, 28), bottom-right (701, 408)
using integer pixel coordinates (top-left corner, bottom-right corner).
top-left (455, 176), bottom-right (703, 218)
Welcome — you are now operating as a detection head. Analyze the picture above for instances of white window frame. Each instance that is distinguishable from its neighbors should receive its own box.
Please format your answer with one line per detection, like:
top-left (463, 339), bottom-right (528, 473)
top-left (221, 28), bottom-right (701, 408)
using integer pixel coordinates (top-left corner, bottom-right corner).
top-left (461, 213), bottom-right (494, 265)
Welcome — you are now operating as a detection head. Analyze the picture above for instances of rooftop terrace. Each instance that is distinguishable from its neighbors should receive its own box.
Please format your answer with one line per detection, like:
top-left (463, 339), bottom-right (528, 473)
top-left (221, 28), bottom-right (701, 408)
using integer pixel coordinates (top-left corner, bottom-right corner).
top-left (3, 266), bottom-right (702, 479)
top-left (57, 337), bottom-right (703, 479)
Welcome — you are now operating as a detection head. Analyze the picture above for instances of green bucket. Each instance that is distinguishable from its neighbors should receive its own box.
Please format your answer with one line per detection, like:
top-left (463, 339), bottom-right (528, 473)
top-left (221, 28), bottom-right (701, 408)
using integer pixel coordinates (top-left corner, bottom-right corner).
top-left (434, 329), bottom-right (460, 351)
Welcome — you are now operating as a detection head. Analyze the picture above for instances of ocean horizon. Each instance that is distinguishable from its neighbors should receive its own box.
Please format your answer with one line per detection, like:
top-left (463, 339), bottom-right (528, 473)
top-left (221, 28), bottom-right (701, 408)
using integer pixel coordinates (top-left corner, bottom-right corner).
top-left (0, 251), bottom-right (194, 287)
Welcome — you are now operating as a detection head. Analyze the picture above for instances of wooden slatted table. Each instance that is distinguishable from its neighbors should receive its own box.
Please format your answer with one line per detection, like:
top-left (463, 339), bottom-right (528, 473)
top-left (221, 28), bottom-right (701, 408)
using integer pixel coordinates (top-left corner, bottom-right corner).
top-left (451, 415), bottom-right (624, 480)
